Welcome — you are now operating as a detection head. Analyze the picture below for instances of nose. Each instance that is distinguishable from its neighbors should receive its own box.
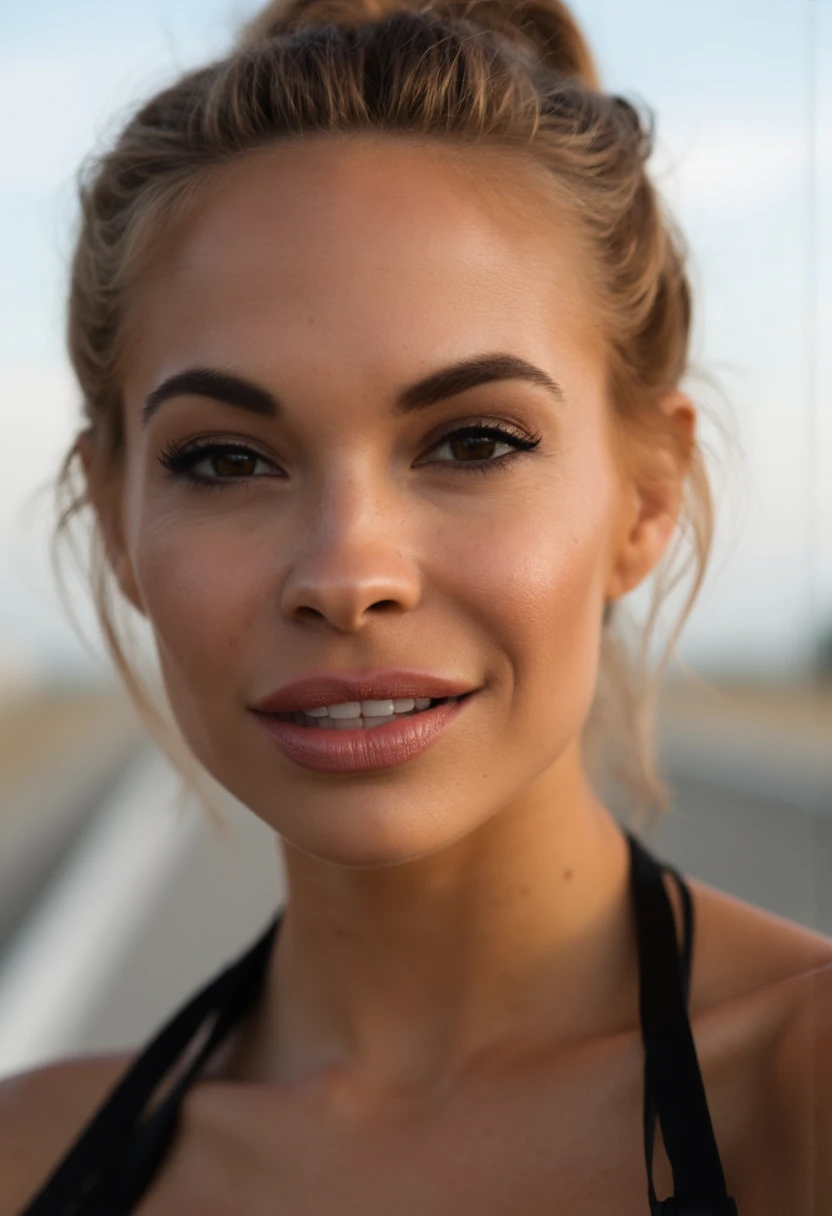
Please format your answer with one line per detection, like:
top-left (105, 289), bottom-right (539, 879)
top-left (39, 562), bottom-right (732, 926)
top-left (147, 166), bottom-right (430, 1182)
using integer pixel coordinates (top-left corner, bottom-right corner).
top-left (279, 468), bottom-right (422, 633)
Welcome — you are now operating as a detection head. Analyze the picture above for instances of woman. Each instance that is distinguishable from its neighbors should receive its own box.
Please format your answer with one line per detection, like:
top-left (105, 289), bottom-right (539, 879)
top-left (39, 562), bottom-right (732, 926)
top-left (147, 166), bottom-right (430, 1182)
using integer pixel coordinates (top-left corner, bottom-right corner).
top-left (2, 1), bottom-right (830, 1212)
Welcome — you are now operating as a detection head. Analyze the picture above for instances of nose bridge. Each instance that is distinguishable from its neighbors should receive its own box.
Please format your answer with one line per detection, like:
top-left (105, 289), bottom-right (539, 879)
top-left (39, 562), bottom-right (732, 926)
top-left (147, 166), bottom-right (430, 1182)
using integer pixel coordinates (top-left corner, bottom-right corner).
top-left (320, 449), bottom-right (386, 519)
top-left (280, 450), bottom-right (421, 629)
top-left (311, 447), bottom-right (396, 540)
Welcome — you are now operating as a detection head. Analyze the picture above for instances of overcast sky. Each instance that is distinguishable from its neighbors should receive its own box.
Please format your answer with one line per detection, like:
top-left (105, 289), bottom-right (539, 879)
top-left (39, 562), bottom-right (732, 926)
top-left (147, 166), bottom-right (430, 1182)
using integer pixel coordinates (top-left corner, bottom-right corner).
top-left (0, 0), bottom-right (829, 692)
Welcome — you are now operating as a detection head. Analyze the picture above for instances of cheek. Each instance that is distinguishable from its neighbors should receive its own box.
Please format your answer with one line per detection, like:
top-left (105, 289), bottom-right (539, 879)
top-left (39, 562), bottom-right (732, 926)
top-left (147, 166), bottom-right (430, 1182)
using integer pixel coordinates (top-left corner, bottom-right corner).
top-left (447, 459), bottom-right (615, 745)
top-left (133, 512), bottom-right (265, 693)
top-left (448, 461), bottom-right (612, 633)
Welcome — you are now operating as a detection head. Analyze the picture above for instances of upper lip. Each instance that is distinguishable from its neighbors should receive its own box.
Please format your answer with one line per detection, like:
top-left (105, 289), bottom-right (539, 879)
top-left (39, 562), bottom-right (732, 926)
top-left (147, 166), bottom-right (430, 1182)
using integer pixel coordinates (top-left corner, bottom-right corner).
top-left (251, 670), bottom-right (478, 714)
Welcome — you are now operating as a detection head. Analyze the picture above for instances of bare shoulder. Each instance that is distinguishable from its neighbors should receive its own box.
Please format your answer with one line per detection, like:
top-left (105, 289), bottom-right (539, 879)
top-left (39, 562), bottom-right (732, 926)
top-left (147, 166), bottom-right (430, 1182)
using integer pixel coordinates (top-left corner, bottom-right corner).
top-left (0, 1051), bottom-right (135, 1216)
top-left (768, 954), bottom-right (832, 1210)
top-left (660, 873), bottom-right (832, 1209)
top-left (666, 870), bottom-right (832, 1015)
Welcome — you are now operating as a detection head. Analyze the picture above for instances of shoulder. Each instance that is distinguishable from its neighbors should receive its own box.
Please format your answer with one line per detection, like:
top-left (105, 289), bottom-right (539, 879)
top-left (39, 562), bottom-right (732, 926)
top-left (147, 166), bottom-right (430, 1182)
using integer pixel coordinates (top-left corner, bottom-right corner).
top-left (665, 869), bottom-right (832, 1014)
top-left (678, 874), bottom-right (832, 1203)
top-left (0, 1051), bottom-right (135, 1216)
top-left (768, 957), bottom-right (832, 1208)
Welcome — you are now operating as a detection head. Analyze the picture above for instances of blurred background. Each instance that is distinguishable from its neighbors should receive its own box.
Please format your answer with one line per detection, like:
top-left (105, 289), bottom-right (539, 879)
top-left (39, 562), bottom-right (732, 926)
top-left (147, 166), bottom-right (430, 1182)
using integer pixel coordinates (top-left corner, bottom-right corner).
top-left (0, 0), bottom-right (830, 1081)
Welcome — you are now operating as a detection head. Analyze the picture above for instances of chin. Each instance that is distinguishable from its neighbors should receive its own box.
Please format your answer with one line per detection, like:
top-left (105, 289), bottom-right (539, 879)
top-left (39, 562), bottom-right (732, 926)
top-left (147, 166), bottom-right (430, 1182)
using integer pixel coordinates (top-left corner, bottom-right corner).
top-left (271, 807), bottom-right (474, 870)
top-left (199, 745), bottom-right (494, 868)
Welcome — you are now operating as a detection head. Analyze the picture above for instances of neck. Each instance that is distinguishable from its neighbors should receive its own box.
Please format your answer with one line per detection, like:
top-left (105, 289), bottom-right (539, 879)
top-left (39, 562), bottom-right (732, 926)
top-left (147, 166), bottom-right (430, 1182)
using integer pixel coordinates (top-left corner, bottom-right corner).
top-left (224, 763), bottom-right (634, 1105)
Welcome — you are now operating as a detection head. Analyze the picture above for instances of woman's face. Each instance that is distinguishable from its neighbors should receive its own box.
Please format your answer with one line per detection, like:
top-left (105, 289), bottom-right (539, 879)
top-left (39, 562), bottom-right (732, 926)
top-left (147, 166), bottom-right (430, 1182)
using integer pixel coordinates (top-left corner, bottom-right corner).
top-left (105, 136), bottom-right (650, 866)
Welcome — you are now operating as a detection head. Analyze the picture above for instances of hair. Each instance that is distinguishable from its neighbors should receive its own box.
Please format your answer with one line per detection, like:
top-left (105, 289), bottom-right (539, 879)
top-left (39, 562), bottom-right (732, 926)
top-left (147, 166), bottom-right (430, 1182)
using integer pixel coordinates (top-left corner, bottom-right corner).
top-left (50, 0), bottom-right (737, 831)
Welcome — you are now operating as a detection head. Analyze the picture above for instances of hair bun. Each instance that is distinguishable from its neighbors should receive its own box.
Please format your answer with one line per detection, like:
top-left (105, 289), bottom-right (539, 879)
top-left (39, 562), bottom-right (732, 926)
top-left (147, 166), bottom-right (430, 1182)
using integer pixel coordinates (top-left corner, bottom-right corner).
top-left (236, 0), bottom-right (600, 90)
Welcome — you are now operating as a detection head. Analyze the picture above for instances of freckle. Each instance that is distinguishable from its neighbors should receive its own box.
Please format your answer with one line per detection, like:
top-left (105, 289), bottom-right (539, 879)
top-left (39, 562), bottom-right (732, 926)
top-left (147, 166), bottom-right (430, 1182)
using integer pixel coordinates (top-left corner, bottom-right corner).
top-left (563, 868), bottom-right (574, 881)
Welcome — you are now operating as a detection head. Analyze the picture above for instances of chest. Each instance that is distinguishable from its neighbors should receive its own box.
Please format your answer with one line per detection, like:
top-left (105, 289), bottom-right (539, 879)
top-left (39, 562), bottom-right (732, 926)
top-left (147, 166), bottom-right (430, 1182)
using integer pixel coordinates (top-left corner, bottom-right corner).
top-left (132, 1032), bottom-right (791, 1216)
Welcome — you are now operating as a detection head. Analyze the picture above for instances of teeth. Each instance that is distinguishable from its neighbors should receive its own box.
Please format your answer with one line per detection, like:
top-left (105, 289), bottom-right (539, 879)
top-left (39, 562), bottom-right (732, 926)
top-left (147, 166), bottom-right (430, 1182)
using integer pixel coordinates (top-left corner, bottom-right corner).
top-left (274, 695), bottom-right (458, 728)
top-left (299, 697), bottom-right (439, 718)
top-left (332, 713), bottom-right (412, 729)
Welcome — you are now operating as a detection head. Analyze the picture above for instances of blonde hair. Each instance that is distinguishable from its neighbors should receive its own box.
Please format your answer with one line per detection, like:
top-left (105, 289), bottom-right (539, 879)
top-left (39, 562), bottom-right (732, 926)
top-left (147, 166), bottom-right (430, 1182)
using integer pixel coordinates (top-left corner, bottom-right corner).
top-left (51, 0), bottom-right (737, 830)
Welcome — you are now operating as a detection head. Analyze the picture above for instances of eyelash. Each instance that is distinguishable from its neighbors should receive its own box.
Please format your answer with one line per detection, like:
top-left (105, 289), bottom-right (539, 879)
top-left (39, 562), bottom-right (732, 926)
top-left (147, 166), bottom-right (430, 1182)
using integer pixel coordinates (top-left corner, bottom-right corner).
top-left (156, 423), bottom-right (543, 492)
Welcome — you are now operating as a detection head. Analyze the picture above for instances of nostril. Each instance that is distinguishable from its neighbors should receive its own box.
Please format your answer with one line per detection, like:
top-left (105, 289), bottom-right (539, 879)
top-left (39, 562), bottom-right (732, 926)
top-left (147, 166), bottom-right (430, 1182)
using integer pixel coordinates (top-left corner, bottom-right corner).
top-left (295, 606), bottom-right (328, 622)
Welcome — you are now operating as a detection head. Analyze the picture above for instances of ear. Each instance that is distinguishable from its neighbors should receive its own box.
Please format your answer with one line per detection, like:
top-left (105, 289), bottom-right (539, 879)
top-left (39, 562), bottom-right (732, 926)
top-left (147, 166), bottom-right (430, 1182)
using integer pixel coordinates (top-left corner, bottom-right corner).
top-left (75, 429), bottom-right (146, 617)
top-left (604, 389), bottom-right (697, 604)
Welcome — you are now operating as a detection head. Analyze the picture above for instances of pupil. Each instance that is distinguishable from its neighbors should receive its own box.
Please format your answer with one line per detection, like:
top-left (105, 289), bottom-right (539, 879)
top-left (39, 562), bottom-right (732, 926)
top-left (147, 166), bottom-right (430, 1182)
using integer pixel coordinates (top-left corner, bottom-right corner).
top-left (452, 437), bottom-right (493, 461)
top-left (215, 452), bottom-right (255, 477)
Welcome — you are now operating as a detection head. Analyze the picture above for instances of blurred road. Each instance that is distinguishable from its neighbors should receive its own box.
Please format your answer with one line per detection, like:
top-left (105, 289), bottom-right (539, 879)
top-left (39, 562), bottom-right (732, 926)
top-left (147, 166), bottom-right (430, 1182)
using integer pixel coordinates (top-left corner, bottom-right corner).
top-left (0, 676), bottom-right (829, 1079)
top-left (0, 687), bottom-right (145, 951)
top-left (649, 675), bottom-right (832, 930)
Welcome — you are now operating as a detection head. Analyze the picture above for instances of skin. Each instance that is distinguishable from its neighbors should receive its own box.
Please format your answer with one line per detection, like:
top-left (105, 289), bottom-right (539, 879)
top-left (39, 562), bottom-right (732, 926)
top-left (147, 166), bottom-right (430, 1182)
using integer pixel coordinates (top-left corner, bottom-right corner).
top-left (2, 136), bottom-right (831, 1215)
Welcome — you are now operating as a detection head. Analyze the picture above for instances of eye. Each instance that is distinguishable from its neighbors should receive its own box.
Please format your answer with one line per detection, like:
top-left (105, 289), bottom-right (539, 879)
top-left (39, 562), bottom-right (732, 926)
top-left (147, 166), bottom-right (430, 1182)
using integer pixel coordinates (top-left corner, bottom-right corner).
top-left (157, 440), bottom-right (279, 491)
top-left (424, 423), bottom-right (542, 472)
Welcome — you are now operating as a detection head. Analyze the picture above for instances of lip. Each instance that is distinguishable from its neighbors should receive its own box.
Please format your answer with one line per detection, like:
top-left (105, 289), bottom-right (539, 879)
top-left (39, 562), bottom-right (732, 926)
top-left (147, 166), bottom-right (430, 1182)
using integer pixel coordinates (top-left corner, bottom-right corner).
top-left (251, 692), bottom-right (475, 774)
top-left (250, 669), bottom-right (478, 715)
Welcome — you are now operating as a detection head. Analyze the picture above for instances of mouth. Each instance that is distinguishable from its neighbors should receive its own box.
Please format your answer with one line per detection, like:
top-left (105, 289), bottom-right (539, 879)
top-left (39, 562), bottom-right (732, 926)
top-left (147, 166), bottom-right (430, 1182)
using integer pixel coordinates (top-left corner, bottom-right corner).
top-left (266, 694), bottom-right (466, 730)
top-left (252, 691), bottom-right (477, 773)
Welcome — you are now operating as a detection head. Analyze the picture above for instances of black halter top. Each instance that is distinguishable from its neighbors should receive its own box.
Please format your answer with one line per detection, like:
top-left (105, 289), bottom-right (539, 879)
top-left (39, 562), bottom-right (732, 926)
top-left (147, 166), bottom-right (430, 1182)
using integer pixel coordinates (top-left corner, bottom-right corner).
top-left (15, 830), bottom-right (739, 1215)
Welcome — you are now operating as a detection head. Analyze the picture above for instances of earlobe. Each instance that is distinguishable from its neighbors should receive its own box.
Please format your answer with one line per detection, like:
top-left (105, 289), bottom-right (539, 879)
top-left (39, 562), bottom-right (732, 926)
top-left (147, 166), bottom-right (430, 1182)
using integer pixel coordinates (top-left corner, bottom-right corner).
top-left (604, 506), bottom-right (678, 607)
top-left (603, 391), bottom-right (696, 605)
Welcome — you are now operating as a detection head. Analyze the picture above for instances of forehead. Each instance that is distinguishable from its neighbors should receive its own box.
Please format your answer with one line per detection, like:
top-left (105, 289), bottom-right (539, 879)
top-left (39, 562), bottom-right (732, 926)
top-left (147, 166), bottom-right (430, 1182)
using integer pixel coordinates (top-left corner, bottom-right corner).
top-left (123, 136), bottom-right (603, 399)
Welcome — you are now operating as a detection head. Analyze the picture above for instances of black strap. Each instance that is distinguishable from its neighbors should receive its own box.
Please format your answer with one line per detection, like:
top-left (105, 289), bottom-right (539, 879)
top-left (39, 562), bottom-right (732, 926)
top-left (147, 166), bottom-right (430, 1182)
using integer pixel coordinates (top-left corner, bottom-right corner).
top-left (643, 855), bottom-right (694, 1213)
top-left (17, 911), bottom-right (283, 1216)
top-left (626, 831), bottom-right (738, 1216)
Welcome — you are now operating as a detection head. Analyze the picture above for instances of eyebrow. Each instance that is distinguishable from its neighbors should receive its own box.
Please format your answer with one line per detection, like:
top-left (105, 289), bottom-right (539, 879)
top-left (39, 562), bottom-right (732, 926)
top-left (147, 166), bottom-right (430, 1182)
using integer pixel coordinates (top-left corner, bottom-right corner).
top-left (141, 353), bottom-right (566, 428)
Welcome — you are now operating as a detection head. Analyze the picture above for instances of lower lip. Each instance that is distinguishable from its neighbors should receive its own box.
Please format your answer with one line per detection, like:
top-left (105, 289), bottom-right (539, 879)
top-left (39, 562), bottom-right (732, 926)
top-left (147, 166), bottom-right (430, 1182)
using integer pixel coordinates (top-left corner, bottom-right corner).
top-left (250, 695), bottom-right (475, 774)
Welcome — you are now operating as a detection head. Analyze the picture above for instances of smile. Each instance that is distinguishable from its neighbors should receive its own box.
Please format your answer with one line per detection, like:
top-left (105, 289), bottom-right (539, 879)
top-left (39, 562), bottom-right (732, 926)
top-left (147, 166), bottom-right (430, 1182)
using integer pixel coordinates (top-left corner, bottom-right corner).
top-left (252, 693), bottom-right (475, 773)
top-left (272, 695), bottom-right (457, 729)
